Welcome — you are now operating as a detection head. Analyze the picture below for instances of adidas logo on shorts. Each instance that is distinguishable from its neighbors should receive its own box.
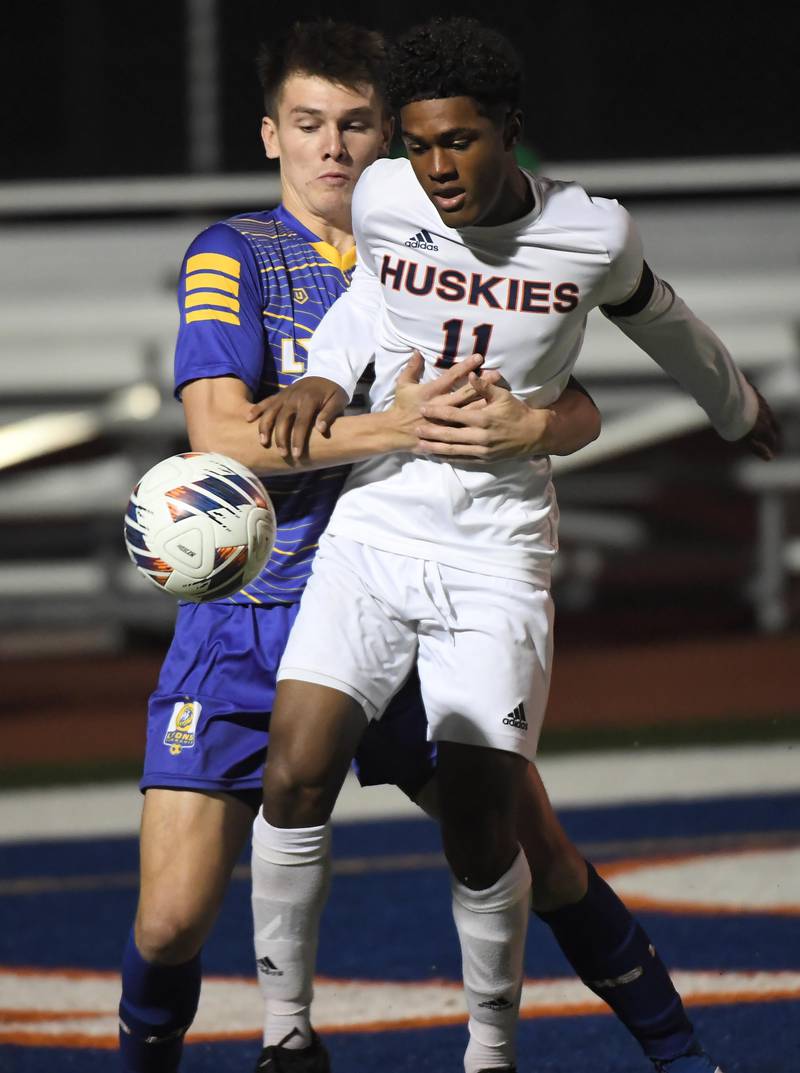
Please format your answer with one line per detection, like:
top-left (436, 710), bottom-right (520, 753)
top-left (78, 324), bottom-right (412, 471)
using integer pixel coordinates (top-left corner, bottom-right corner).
top-left (404, 228), bottom-right (439, 251)
top-left (502, 702), bottom-right (528, 731)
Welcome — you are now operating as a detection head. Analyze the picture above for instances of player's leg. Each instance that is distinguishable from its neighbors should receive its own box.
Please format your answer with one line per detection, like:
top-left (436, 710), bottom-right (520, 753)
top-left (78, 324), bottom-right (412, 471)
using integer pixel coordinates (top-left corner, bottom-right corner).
top-left (364, 688), bottom-right (531, 1073)
top-left (120, 788), bottom-right (255, 1072)
top-left (437, 742), bottom-right (532, 1073)
top-left (418, 566), bottom-right (552, 1073)
top-left (251, 681), bottom-right (368, 1063)
top-left (516, 764), bottom-right (586, 908)
top-left (251, 535), bottom-right (416, 1064)
top-left (363, 669), bottom-right (719, 1071)
top-left (352, 665), bottom-right (438, 800)
top-left (519, 765), bottom-right (719, 1072)
top-left (120, 600), bottom-right (286, 1072)
top-left (134, 788), bottom-right (256, 962)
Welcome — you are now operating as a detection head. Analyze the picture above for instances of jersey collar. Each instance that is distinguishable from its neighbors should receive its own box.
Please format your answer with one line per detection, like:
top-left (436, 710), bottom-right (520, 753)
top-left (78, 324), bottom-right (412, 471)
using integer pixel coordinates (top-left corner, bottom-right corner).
top-left (274, 204), bottom-right (357, 273)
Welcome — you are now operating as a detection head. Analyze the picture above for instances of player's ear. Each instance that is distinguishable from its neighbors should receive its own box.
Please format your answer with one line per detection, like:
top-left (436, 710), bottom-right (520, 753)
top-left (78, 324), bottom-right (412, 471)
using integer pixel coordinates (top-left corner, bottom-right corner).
top-left (503, 109), bottom-right (523, 152)
top-left (379, 113), bottom-right (395, 157)
top-left (261, 115), bottom-right (280, 160)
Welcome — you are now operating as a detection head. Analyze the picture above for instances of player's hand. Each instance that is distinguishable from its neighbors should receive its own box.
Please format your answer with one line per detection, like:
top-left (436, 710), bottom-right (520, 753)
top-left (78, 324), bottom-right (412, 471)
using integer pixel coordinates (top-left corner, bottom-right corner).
top-left (743, 381), bottom-right (782, 460)
top-left (386, 352), bottom-right (493, 442)
top-left (414, 372), bottom-right (550, 461)
top-left (247, 377), bottom-right (349, 461)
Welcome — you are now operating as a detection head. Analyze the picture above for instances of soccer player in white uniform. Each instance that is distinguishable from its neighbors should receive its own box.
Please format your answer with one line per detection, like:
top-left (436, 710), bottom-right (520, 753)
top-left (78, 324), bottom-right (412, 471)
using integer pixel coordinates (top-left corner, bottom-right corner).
top-left (250, 17), bottom-right (779, 1073)
top-left (119, 20), bottom-right (651, 1073)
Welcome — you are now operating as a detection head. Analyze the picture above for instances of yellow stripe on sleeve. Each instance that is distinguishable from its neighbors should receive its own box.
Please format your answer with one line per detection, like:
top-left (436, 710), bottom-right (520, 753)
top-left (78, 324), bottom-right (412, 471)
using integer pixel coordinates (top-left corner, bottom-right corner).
top-left (185, 272), bottom-right (240, 296)
top-left (186, 252), bottom-right (241, 278)
top-left (185, 309), bottom-right (240, 326)
top-left (185, 291), bottom-right (240, 312)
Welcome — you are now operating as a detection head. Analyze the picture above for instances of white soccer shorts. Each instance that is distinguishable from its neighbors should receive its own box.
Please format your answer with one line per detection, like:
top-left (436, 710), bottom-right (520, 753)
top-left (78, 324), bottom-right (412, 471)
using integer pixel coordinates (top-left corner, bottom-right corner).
top-left (277, 534), bottom-right (554, 761)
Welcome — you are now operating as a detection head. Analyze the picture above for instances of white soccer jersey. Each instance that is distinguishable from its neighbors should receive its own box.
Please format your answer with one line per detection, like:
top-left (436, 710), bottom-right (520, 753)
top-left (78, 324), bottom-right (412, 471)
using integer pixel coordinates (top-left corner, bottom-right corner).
top-left (308, 157), bottom-right (756, 583)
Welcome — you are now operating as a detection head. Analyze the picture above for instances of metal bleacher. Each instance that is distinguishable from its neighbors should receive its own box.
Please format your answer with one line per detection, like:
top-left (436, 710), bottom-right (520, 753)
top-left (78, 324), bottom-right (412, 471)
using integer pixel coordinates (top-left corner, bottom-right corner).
top-left (1, 164), bottom-right (798, 652)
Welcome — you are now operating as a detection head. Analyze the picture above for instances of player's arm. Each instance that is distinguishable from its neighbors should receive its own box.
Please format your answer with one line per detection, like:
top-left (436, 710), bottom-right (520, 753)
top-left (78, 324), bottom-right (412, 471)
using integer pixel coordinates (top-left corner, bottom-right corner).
top-left (599, 207), bottom-right (780, 458)
top-left (182, 375), bottom-right (394, 474)
top-left (413, 374), bottom-right (601, 461)
top-left (254, 258), bottom-right (601, 462)
top-left (183, 355), bottom-right (489, 476)
top-left (173, 221), bottom-right (409, 474)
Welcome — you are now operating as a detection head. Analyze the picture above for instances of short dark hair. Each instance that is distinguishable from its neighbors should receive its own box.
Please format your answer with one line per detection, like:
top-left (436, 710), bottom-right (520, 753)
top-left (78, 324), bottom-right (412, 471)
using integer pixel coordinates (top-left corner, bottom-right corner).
top-left (387, 17), bottom-right (523, 116)
top-left (257, 19), bottom-right (387, 117)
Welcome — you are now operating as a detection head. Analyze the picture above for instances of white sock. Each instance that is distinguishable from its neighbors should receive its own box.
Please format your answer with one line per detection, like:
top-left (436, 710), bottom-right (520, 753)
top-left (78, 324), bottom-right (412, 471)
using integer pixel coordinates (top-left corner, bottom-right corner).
top-left (451, 848), bottom-right (531, 1072)
top-left (251, 808), bottom-right (331, 1050)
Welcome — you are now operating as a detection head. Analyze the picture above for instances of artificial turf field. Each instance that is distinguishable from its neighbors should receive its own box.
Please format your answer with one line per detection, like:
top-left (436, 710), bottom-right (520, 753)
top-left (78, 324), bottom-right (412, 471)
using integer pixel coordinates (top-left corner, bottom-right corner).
top-left (1, 743), bottom-right (799, 1072)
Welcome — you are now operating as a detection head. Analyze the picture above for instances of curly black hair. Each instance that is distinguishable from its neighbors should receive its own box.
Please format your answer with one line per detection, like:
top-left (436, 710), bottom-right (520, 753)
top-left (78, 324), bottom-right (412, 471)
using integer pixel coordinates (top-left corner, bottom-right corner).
top-left (257, 19), bottom-right (386, 116)
top-left (387, 17), bottom-right (523, 115)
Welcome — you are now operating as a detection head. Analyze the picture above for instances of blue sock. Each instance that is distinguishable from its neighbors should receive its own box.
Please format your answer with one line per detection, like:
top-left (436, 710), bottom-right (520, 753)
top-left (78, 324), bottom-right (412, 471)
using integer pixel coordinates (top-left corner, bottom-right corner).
top-left (536, 862), bottom-right (695, 1062)
top-left (118, 927), bottom-right (201, 1072)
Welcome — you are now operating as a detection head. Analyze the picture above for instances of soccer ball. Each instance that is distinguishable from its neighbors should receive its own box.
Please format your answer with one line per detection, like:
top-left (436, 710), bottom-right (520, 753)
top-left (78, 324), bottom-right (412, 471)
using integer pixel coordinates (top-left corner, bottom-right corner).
top-left (124, 452), bottom-right (276, 601)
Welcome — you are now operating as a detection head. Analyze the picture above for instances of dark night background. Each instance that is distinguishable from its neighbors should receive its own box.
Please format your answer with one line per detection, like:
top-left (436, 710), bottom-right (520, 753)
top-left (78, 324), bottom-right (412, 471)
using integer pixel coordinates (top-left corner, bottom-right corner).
top-left (3, 0), bottom-right (797, 182)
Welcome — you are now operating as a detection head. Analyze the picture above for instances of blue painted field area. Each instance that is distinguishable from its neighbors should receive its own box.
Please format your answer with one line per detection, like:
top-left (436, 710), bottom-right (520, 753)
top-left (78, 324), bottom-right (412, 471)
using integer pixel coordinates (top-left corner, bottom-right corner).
top-left (1, 773), bottom-right (799, 1071)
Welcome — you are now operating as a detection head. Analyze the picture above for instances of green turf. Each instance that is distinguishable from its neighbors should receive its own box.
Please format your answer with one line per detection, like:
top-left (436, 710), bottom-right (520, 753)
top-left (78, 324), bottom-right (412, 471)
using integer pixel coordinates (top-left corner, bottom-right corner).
top-left (538, 712), bottom-right (800, 755)
top-left (0, 758), bottom-right (143, 791)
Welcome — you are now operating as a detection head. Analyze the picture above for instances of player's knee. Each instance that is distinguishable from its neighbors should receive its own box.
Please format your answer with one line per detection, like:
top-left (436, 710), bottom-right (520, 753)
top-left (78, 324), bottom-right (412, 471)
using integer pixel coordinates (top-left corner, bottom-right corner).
top-left (264, 687), bottom-right (364, 827)
top-left (263, 750), bottom-right (336, 827)
top-left (437, 763), bottom-right (526, 886)
top-left (135, 905), bottom-right (207, 966)
top-left (441, 804), bottom-right (517, 889)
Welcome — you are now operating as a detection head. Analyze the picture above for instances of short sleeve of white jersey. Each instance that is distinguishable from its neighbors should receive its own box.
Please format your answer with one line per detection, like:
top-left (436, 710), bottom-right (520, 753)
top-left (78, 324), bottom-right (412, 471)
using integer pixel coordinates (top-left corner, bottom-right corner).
top-left (304, 168), bottom-right (383, 399)
top-left (591, 199), bottom-right (645, 307)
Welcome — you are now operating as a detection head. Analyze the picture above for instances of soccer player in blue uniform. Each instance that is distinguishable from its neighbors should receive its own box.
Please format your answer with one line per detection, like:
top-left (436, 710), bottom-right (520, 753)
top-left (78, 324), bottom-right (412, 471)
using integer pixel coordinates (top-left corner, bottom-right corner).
top-left (118, 19), bottom-right (739, 1073)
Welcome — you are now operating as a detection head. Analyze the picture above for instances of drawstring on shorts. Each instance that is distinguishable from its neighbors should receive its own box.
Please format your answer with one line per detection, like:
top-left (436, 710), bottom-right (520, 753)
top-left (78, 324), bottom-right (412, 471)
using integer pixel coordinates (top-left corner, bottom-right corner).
top-left (422, 559), bottom-right (459, 640)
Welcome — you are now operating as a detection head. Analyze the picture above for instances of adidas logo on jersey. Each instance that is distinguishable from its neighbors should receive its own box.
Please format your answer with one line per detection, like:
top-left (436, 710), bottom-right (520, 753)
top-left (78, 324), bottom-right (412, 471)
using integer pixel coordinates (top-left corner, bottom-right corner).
top-left (256, 955), bottom-right (283, 977)
top-left (404, 228), bottom-right (439, 251)
top-left (503, 702), bottom-right (528, 731)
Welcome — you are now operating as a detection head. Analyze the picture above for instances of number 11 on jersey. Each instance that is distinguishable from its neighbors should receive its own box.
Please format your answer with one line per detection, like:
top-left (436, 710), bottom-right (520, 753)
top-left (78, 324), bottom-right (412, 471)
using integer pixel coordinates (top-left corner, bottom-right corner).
top-left (435, 319), bottom-right (494, 368)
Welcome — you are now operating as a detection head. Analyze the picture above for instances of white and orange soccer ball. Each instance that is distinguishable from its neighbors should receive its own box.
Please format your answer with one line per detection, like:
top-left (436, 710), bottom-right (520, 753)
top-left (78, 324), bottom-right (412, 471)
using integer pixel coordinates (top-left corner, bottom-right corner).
top-left (124, 452), bottom-right (276, 601)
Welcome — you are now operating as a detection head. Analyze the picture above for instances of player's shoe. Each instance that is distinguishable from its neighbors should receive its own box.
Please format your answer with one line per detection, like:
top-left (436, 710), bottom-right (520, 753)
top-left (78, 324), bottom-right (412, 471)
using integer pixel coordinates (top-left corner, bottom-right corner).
top-left (254, 1029), bottom-right (331, 1072)
top-left (652, 1043), bottom-right (723, 1073)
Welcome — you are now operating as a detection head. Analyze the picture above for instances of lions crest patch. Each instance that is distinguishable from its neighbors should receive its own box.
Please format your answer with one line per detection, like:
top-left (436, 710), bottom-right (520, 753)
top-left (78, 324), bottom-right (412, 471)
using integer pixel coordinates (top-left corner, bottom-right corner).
top-left (164, 700), bottom-right (201, 754)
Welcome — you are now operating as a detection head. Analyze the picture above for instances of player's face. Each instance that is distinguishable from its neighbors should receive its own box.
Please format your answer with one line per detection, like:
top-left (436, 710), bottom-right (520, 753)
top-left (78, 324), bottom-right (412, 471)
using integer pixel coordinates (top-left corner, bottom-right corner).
top-left (401, 96), bottom-right (522, 228)
top-left (262, 75), bottom-right (391, 227)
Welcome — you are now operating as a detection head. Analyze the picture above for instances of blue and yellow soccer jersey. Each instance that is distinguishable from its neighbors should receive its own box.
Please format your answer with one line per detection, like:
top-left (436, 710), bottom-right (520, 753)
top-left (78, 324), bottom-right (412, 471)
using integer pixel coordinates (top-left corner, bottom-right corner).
top-left (173, 205), bottom-right (357, 606)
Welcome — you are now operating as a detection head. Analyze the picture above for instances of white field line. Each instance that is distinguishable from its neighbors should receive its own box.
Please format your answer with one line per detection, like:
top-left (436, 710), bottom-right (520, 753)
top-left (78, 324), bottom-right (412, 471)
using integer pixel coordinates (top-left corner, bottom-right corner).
top-left (0, 967), bottom-right (798, 1046)
top-left (0, 742), bottom-right (797, 844)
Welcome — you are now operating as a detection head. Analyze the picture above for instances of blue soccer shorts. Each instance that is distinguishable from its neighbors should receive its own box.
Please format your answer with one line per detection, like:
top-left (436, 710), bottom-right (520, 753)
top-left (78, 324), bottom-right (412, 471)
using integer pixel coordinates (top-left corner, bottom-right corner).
top-left (141, 601), bottom-right (436, 798)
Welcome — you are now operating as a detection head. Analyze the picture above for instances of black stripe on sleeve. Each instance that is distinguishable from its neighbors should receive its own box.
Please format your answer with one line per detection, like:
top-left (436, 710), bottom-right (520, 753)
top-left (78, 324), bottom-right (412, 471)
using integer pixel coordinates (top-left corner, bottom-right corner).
top-left (600, 261), bottom-right (656, 318)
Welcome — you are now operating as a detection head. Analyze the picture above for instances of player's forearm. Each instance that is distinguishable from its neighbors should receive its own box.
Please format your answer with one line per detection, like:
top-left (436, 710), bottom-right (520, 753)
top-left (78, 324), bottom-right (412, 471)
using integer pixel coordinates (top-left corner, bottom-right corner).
top-left (190, 409), bottom-right (411, 476)
top-left (535, 386), bottom-right (602, 456)
top-left (277, 411), bottom-right (413, 473)
top-left (605, 273), bottom-right (759, 440)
